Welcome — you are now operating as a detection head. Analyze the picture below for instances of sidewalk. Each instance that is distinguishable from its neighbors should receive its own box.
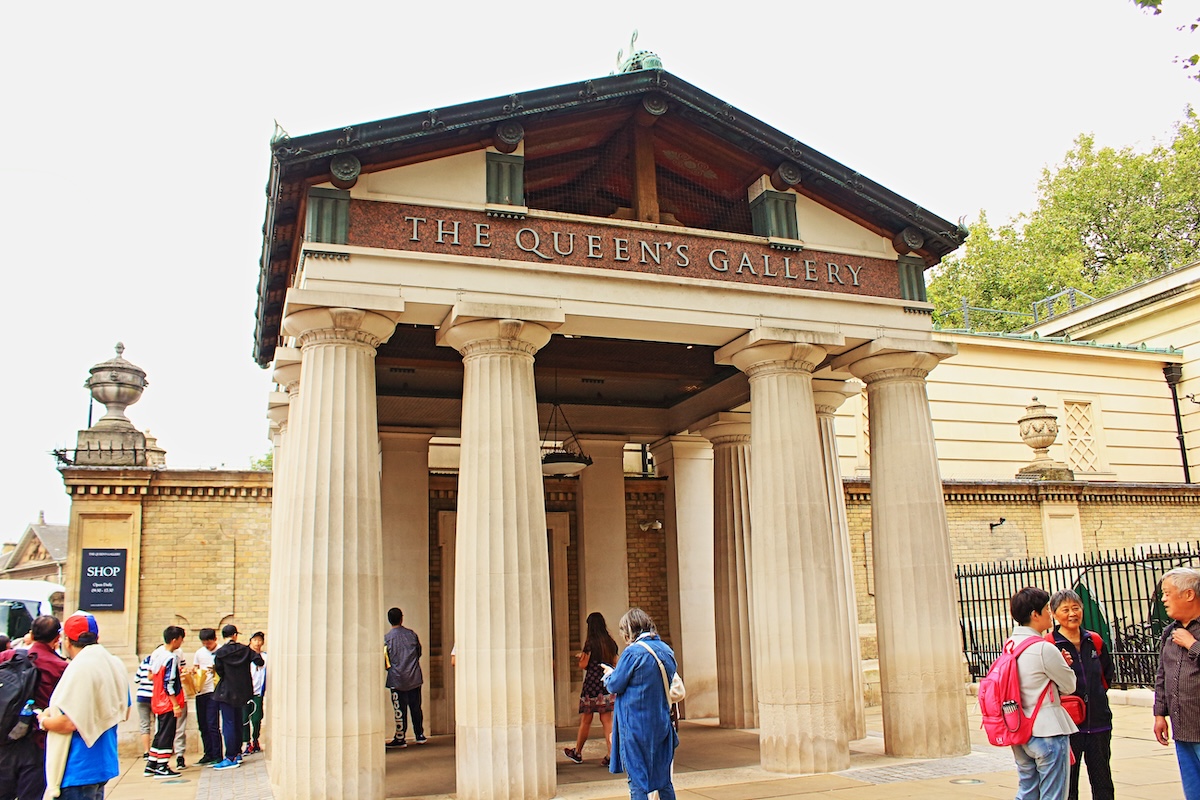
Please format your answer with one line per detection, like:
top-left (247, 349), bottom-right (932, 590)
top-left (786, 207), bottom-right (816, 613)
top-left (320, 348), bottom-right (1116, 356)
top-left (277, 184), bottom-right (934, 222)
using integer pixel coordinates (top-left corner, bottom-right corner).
top-left (101, 700), bottom-right (1185, 800)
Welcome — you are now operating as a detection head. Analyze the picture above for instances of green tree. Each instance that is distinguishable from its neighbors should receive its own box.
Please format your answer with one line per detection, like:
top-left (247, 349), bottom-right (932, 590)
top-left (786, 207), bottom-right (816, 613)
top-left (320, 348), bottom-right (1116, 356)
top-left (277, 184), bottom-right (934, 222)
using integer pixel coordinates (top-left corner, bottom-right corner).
top-left (251, 451), bottom-right (273, 471)
top-left (1133, 0), bottom-right (1200, 81)
top-left (928, 110), bottom-right (1200, 330)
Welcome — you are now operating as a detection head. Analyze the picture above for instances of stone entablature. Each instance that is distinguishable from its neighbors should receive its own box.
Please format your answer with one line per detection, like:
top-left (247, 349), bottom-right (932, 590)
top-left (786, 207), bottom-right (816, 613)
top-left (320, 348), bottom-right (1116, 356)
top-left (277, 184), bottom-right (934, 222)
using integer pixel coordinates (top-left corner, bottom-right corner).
top-left (62, 469), bottom-right (272, 498)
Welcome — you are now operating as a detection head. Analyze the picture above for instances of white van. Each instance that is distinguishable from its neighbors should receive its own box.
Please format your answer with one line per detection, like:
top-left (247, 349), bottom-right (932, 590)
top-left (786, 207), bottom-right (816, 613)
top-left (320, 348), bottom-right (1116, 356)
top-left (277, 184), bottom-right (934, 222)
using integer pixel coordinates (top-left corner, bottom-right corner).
top-left (0, 581), bottom-right (66, 639)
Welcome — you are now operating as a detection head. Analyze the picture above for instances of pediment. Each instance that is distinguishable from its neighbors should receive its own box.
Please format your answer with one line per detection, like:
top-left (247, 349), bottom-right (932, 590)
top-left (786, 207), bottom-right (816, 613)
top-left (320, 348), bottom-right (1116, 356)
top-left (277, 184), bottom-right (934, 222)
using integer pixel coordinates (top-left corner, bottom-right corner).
top-left (256, 69), bottom-right (964, 365)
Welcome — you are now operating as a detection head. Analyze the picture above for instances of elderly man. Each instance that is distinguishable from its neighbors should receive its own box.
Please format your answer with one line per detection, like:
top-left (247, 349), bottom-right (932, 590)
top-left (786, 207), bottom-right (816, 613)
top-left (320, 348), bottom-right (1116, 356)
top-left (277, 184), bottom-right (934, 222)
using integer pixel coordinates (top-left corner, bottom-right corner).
top-left (1155, 567), bottom-right (1200, 799)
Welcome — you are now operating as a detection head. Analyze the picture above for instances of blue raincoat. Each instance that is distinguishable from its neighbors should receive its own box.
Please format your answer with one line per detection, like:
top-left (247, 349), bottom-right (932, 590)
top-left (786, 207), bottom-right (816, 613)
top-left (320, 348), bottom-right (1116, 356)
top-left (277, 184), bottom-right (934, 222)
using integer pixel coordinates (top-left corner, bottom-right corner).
top-left (603, 633), bottom-right (679, 792)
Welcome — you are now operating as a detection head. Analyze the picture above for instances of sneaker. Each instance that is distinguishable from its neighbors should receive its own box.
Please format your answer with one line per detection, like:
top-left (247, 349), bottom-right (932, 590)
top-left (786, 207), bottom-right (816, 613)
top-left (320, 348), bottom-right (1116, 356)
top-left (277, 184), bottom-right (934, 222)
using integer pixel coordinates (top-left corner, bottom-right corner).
top-left (251, 741), bottom-right (263, 754)
top-left (212, 758), bottom-right (241, 770)
top-left (601, 756), bottom-right (611, 767)
top-left (197, 755), bottom-right (219, 765)
top-left (563, 747), bottom-right (583, 764)
top-left (142, 752), bottom-right (149, 761)
top-left (385, 737), bottom-right (407, 749)
top-left (143, 765), bottom-right (157, 778)
top-left (415, 735), bottom-right (428, 745)
top-left (153, 765), bottom-right (181, 779)
top-left (176, 756), bottom-right (187, 770)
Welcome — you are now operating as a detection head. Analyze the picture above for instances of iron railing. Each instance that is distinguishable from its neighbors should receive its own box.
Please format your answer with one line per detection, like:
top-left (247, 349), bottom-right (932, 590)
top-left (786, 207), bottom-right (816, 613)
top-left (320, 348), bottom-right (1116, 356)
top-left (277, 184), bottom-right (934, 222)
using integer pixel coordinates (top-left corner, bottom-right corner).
top-left (956, 543), bottom-right (1200, 687)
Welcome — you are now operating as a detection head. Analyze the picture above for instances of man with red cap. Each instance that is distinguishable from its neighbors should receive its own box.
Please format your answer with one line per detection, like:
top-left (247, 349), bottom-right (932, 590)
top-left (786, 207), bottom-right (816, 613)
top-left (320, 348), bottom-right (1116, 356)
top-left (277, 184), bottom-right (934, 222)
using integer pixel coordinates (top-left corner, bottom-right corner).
top-left (37, 612), bottom-right (128, 800)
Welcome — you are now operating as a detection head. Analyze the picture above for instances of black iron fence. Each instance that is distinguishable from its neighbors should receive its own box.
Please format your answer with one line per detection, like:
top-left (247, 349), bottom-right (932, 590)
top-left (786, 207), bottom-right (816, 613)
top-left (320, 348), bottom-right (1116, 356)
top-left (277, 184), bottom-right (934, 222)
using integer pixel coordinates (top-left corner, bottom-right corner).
top-left (955, 543), bottom-right (1200, 688)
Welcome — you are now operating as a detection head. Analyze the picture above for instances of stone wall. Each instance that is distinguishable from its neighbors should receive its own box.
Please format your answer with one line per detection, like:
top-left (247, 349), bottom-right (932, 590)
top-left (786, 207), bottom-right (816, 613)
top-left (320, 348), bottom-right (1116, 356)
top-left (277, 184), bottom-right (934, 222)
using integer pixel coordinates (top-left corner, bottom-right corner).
top-left (624, 479), bottom-right (671, 645)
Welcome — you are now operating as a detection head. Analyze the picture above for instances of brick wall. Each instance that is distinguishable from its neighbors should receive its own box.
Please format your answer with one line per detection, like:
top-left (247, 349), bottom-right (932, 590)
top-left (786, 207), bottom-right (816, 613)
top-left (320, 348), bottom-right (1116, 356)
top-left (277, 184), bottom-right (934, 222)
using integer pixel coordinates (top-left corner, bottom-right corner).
top-left (625, 479), bottom-right (671, 644)
top-left (135, 474), bottom-right (272, 657)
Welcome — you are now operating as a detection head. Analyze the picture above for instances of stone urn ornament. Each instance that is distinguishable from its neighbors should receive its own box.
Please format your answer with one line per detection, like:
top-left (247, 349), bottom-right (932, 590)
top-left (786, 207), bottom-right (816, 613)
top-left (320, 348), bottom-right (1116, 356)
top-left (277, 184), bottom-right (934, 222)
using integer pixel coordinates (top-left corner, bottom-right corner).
top-left (1016, 396), bottom-right (1073, 480)
top-left (84, 342), bottom-right (148, 429)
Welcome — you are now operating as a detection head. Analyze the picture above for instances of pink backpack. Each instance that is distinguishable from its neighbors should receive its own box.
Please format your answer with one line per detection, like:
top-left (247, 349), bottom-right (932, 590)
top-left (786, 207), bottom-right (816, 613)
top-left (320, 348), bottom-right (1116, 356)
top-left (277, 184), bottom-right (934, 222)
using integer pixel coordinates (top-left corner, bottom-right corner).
top-left (978, 636), bottom-right (1053, 746)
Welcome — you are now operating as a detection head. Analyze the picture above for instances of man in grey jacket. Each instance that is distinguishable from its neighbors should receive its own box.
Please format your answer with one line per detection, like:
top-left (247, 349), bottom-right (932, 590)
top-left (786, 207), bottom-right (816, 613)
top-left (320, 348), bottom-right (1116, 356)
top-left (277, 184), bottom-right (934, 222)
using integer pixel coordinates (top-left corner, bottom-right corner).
top-left (1154, 567), bottom-right (1200, 800)
top-left (384, 608), bottom-right (426, 748)
top-left (1008, 586), bottom-right (1078, 800)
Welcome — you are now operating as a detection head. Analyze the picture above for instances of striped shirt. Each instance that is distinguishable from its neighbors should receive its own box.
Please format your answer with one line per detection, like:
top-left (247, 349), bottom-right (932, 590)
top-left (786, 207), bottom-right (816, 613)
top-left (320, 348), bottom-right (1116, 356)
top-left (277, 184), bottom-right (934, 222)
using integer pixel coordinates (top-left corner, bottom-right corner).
top-left (1155, 618), bottom-right (1200, 742)
top-left (135, 654), bottom-right (153, 703)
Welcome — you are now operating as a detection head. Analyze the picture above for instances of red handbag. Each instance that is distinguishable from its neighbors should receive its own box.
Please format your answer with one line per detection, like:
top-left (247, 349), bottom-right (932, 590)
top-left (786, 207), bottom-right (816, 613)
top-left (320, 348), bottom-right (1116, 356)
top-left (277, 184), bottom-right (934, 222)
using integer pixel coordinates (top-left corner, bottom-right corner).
top-left (1060, 694), bottom-right (1086, 724)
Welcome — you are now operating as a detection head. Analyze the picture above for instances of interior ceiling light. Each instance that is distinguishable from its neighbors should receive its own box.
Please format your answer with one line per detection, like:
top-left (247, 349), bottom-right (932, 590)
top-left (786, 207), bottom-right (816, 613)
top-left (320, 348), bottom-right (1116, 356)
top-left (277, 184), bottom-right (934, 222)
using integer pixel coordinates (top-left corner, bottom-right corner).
top-left (540, 371), bottom-right (592, 476)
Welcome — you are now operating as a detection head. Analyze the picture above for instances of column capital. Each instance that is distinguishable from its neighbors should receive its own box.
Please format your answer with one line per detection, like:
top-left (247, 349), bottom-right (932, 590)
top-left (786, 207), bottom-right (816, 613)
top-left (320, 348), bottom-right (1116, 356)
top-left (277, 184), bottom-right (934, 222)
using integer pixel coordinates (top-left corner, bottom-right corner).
top-left (811, 378), bottom-right (859, 416)
top-left (266, 393), bottom-right (289, 429)
top-left (273, 362), bottom-right (302, 395)
top-left (648, 434), bottom-right (713, 465)
top-left (695, 411), bottom-right (751, 445)
top-left (436, 317), bottom-right (554, 357)
top-left (282, 306), bottom-right (400, 350)
top-left (831, 337), bottom-right (956, 384)
top-left (716, 327), bottom-right (843, 377)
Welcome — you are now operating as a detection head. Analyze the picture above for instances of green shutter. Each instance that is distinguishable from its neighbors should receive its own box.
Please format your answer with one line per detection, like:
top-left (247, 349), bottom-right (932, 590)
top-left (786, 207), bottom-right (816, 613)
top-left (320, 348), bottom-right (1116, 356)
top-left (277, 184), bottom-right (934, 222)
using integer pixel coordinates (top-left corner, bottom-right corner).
top-left (749, 190), bottom-right (799, 240)
top-left (486, 153), bottom-right (525, 206)
top-left (897, 256), bottom-right (927, 302)
top-left (306, 188), bottom-right (350, 244)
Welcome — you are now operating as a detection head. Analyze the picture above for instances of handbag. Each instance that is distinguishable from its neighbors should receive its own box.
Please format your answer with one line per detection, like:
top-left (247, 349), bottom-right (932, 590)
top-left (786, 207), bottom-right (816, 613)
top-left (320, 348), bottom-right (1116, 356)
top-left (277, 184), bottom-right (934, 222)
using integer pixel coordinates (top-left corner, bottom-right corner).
top-left (637, 640), bottom-right (686, 729)
top-left (1061, 694), bottom-right (1086, 725)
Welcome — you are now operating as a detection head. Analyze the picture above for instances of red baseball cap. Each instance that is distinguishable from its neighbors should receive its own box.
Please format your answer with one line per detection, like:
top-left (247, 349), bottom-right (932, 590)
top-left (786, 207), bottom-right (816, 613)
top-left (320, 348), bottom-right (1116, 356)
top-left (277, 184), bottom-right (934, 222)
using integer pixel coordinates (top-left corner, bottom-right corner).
top-left (63, 612), bottom-right (99, 645)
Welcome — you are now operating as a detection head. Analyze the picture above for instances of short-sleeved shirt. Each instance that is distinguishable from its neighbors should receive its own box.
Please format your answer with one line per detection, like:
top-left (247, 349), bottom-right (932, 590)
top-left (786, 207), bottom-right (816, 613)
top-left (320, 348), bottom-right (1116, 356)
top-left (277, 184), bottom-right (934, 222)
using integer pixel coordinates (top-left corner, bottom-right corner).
top-left (194, 646), bottom-right (216, 695)
top-left (62, 726), bottom-right (120, 788)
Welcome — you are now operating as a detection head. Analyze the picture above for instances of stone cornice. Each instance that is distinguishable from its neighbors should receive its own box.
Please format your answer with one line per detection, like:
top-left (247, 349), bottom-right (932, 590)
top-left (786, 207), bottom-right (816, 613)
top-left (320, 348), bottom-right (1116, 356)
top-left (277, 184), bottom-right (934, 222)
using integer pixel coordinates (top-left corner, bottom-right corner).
top-left (842, 477), bottom-right (1200, 504)
top-left (60, 468), bottom-right (272, 499)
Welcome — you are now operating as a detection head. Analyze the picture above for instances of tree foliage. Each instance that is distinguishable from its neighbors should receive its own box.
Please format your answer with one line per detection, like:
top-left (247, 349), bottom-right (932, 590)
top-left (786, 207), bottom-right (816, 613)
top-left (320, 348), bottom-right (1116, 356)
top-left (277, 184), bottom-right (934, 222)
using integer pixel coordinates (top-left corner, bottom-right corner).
top-left (928, 109), bottom-right (1200, 331)
top-left (251, 451), bottom-right (273, 471)
top-left (1133, 0), bottom-right (1200, 81)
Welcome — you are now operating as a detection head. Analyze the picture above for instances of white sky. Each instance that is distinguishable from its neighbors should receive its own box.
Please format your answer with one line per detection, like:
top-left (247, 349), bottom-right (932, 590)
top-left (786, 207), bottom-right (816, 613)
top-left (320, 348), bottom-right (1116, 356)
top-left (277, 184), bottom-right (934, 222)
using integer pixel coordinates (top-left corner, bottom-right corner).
top-left (1, 0), bottom-right (1196, 540)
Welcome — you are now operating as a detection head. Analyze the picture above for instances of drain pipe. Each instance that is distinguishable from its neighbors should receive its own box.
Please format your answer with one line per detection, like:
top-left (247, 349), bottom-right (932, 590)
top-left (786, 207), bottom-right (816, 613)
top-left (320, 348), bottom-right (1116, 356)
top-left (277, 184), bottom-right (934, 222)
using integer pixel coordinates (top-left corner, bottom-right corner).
top-left (1164, 364), bottom-right (1191, 484)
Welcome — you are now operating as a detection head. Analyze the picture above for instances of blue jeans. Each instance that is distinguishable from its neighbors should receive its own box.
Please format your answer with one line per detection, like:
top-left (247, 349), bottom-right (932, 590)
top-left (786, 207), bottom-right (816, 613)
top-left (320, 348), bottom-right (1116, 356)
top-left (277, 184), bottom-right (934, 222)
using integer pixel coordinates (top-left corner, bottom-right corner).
top-left (1176, 740), bottom-right (1200, 800)
top-left (58, 784), bottom-right (106, 800)
top-left (217, 700), bottom-right (243, 760)
top-left (1012, 735), bottom-right (1070, 800)
top-left (628, 779), bottom-right (675, 800)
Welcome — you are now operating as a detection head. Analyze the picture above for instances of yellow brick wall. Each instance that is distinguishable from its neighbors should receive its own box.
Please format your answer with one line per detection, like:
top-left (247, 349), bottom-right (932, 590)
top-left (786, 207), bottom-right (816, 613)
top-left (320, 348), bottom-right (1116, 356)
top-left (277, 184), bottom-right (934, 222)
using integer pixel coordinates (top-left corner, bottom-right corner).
top-left (135, 475), bottom-right (271, 657)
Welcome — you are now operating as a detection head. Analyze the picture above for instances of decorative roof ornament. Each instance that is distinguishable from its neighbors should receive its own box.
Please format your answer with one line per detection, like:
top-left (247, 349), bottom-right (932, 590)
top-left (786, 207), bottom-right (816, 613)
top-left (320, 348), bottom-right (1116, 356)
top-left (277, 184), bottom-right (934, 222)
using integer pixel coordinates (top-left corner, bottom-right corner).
top-left (84, 342), bottom-right (148, 430)
top-left (615, 30), bottom-right (663, 74)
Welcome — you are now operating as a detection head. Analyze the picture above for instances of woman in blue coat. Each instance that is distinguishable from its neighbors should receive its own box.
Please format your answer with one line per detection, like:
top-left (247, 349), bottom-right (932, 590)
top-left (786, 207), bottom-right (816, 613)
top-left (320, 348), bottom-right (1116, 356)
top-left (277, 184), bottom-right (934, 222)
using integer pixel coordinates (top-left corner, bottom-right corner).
top-left (602, 608), bottom-right (679, 800)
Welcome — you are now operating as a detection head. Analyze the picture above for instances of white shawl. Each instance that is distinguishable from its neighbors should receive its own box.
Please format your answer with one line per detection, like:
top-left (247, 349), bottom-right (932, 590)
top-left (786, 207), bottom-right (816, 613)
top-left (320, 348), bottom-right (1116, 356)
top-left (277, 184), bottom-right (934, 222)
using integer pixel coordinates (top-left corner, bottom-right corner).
top-left (42, 643), bottom-right (128, 800)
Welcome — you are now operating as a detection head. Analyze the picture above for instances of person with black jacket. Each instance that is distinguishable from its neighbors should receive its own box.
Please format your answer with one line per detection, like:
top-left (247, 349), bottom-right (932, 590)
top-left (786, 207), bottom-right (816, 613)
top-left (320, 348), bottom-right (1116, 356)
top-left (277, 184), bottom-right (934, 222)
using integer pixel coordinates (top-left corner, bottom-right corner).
top-left (211, 625), bottom-right (263, 770)
top-left (1049, 589), bottom-right (1115, 800)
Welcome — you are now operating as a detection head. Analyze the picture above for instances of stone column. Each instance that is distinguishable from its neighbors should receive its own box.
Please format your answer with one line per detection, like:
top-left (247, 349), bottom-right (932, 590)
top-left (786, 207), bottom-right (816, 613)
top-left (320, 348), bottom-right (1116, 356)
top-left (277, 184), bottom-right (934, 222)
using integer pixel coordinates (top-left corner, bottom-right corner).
top-left (575, 436), bottom-right (631, 634)
top-left (811, 379), bottom-right (865, 741)
top-left (716, 329), bottom-right (849, 773)
top-left (437, 317), bottom-right (556, 800)
top-left (265, 350), bottom-right (300, 791)
top-left (698, 413), bottom-right (756, 729)
top-left (275, 308), bottom-right (399, 800)
top-left (379, 431), bottom-right (435, 725)
top-left (841, 339), bottom-right (968, 758)
top-left (648, 435), bottom-right (717, 719)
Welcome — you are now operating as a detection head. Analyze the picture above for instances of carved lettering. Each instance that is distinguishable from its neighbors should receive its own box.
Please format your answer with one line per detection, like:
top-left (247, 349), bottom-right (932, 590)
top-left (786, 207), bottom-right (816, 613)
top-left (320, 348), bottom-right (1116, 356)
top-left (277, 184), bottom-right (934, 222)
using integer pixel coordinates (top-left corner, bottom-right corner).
top-left (845, 263), bottom-right (862, 286)
top-left (783, 256), bottom-right (797, 280)
top-left (436, 220), bottom-right (460, 245)
top-left (614, 238), bottom-right (630, 262)
top-left (804, 259), bottom-right (818, 282)
top-left (827, 262), bottom-right (844, 285)
top-left (675, 244), bottom-right (690, 268)
top-left (515, 228), bottom-right (552, 260)
top-left (640, 240), bottom-right (667, 265)
top-left (736, 253), bottom-right (756, 275)
top-left (474, 222), bottom-right (491, 248)
top-left (587, 235), bottom-right (603, 259)
top-left (709, 248), bottom-right (729, 272)
top-left (762, 254), bottom-right (777, 278)
top-left (553, 231), bottom-right (575, 257)
top-left (405, 216), bottom-right (426, 242)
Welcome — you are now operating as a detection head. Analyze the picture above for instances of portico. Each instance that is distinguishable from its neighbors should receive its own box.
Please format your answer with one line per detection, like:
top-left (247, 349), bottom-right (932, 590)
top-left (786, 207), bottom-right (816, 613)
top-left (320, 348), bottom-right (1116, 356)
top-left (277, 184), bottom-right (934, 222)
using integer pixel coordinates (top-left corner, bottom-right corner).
top-left (255, 63), bottom-right (969, 800)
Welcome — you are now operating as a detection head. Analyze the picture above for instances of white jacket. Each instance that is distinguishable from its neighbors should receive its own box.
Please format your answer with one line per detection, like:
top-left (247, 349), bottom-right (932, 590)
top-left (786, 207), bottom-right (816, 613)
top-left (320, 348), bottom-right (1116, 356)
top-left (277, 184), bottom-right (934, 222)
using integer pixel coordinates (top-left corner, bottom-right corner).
top-left (1010, 626), bottom-right (1078, 738)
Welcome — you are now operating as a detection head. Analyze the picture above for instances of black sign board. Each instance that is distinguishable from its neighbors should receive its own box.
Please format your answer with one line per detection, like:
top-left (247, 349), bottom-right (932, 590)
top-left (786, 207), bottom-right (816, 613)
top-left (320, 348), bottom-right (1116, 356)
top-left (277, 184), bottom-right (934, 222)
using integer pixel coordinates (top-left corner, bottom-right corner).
top-left (79, 549), bottom-right (127, 611)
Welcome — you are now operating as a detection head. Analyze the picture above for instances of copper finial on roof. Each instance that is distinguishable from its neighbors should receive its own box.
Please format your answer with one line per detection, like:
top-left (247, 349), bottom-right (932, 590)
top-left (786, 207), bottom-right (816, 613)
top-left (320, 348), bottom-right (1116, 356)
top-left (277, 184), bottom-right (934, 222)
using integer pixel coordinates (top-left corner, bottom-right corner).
top-left (616, 30), bottom-right (663, 74)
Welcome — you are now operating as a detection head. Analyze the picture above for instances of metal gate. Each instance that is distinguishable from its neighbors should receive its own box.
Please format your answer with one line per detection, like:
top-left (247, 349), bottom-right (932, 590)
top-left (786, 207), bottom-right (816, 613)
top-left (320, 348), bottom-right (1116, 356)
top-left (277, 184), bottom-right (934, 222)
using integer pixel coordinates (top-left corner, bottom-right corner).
top-left (955, 543), bottom-right (1200, 687)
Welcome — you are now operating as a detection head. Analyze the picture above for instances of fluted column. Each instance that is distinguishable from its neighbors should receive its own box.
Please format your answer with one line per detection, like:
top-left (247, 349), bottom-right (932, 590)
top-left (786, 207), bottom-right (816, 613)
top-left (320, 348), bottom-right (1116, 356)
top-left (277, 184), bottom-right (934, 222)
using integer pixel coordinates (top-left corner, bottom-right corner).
top-left (844, 342), bottom-right (968, 758)
top-left (812, 379), bottom-right (865, 741)
top-left (275, 308), bottom-right (399, 800)
top-left (718, 331), bottom-right (850, 773)
top-left (265, 351), bottom-right (299, 792)
top-left (698, 413), bottom-right (756, 730)
top-left (438, 317), bottom-right (556, 800)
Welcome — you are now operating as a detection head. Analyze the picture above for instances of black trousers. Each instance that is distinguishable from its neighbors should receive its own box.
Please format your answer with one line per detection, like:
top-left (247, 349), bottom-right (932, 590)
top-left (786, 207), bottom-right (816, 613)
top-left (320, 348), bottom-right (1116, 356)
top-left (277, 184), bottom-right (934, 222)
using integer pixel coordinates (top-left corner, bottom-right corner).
top-left (0, 736), bottom-right (46, 800)
top-left (1069, 729), bottom-right (1114, 800)
top-left (390, 687), bottom-right (424, 740)
top-left (195, 693), bottom-right (221, 759)
top-left (150, 710), bottom-right (177, 764)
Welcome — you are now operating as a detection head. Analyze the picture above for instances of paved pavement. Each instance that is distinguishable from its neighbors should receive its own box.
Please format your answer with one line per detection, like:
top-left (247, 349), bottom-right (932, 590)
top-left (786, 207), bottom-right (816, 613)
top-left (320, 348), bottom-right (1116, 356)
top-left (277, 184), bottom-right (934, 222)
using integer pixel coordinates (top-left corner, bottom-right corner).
top-left (100, 698), bottom-right (1186, 800)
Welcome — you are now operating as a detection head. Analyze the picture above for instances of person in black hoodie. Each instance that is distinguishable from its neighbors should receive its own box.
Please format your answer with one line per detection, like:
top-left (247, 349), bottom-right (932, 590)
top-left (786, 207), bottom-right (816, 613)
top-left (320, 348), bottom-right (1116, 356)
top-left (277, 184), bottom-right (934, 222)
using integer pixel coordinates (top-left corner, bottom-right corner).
top-left (211, 625), bottom-right (263, 770)
top-left (1049, 589), bottom-right (1115, 800)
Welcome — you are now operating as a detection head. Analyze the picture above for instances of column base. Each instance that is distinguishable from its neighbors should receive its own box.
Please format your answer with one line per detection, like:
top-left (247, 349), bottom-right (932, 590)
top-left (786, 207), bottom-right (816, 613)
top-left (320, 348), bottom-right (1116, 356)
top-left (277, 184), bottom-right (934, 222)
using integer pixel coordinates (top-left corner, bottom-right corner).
top-left (456, 723), bottom-right (555, 800)
top-left (757, 701), bottom-right (849, 774)
top-left (881, 687), bottom-right (971, 758)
